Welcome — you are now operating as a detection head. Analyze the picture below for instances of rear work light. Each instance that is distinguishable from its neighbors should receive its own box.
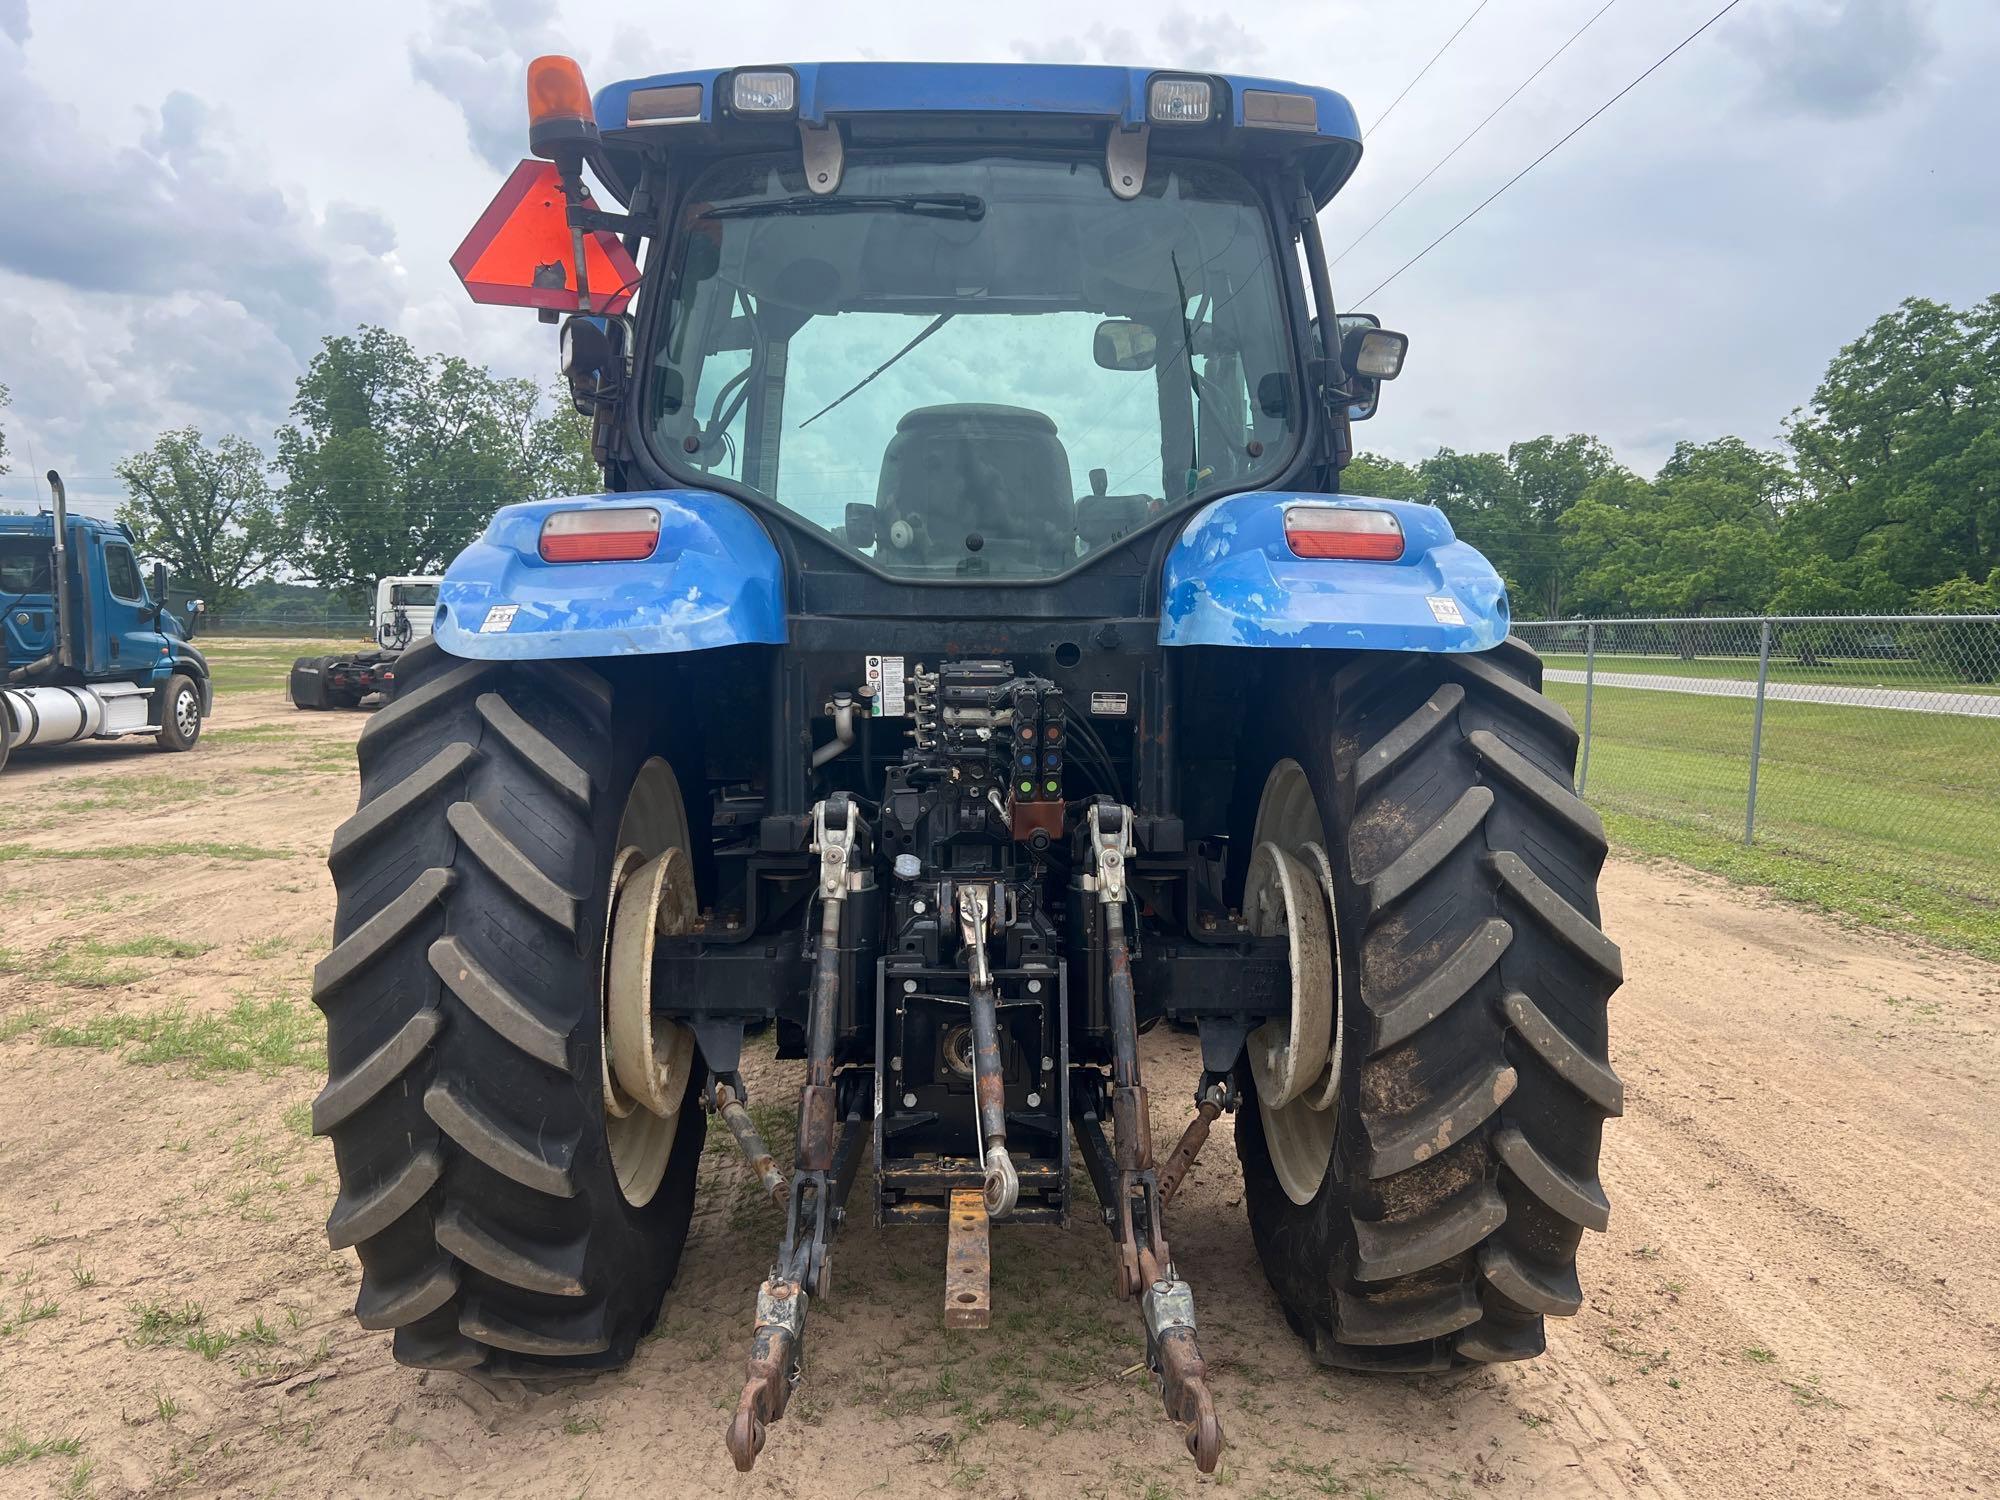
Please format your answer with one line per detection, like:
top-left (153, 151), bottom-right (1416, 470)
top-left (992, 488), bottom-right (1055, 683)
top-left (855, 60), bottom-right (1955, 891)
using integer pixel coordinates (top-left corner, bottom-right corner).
top-left (1283, 506), bottom-right (1405, 562)
top-left (1148, 76), bottom-right (1213, 123)
top-left (539, 508), bottom-right (661, 563)
top-left (731, 70), bottom-right (798, 114)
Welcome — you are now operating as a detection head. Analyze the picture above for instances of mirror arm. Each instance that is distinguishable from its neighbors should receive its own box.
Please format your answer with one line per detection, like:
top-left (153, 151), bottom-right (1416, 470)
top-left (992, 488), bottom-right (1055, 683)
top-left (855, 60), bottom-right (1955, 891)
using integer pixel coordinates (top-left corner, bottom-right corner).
top-left (1291, 174), bottom-right (1355, 476)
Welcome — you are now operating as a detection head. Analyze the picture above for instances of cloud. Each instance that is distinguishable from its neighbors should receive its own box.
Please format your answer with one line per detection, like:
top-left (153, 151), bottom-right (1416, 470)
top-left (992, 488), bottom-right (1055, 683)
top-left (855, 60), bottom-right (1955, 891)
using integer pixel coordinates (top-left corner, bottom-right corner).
top-left (1732, 0), bottom-right (1938, 118)
top-left (0, 8), bottom-right (406, 506)
top-left (409, 0), bottom-right (568, 172)
top-left (1013, 8), bottom-right (1262, 69)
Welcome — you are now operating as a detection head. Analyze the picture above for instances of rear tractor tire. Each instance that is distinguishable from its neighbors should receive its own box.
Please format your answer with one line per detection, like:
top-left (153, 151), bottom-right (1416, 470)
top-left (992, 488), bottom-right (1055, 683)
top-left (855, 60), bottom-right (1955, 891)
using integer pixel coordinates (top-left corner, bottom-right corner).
top-left (1234, 637), bottom-right (1623, 1370)
top-left (312, 639), bottom-right (705, 1375)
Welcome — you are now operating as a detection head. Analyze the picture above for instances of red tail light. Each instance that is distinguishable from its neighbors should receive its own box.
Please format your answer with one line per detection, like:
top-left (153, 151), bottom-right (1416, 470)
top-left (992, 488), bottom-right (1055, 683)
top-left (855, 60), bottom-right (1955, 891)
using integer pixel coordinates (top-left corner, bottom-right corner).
top-left (1283, 506), bottom-right (1404, 561)
top-left (539, 507), bottom-right (661, 563)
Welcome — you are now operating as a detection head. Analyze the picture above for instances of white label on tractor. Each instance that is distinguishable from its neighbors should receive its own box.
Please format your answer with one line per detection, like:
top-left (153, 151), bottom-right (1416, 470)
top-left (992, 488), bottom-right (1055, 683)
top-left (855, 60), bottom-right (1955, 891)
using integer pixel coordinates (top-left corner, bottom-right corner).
top-left (1090, 691), bottom-right (1129, 717)
top-left (1425, 595), bottom-right (1465, 626)
top-left (480, 604), bottom-right (519, 634)
top-left (865, 654), bottom-right (907, 717)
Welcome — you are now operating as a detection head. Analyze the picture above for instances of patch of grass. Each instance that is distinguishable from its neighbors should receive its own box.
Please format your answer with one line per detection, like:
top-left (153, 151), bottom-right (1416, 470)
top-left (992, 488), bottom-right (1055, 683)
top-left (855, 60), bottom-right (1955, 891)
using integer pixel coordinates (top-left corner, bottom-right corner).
top-left (561, 1415), bottom-right (603, 1436)
top-left (153, 1392), bottom-right (181, 1424)
top-left (42, 995), bottom-right (324, 1074)
top-left (1544, 677), bottom-right (2000, 960)
top-left (1742, 1347), bottom-right (1776, 1364)
top-left (128, 1301), bottom-right (207, 1348)
top-left (0, 1008), bottom-right (46, 1042)
top-left (69, 1260), bottom-right (97, 1290)
top-left (0, 1429), bottom-right (84, 1467)
top-left (1782, 1374), bottom-right (1847, 1411)
top-left (0, 1292), bottom-right (60, 1336)
top-left (0, 841), bottom-right (291, 864)
top-left (82, 935), bottom-right (215, 960)
top-left (281, 1100), bottom-right (314, 1137)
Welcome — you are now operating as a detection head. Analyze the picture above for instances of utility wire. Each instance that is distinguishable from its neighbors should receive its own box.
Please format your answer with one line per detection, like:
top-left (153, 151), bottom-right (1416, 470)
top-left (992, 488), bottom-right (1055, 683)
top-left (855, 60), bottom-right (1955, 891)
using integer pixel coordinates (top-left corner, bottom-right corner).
top-left (1336, 0), bottom-right (1623, 265)
top-left (1355, 0), bottom-right (1751, 304)
top-left (1364, 0), bottom-right (1496, 141)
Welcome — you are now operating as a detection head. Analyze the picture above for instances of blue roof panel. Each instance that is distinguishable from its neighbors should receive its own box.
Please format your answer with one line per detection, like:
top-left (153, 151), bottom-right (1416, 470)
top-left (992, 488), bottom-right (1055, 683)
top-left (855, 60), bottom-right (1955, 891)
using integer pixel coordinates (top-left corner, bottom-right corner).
top-left (593, 62), bottom-right (1363, 204)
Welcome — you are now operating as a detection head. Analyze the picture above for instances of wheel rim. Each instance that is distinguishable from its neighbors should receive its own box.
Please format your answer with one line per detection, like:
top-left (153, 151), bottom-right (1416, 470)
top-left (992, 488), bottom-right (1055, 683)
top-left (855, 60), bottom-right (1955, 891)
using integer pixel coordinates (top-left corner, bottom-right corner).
top-left (601, 757), bottom-right (693, 1207)
top-left (174, 687), bottom-right (199, 737)
top-left (1249, 758), bottom-right (1345, 1205)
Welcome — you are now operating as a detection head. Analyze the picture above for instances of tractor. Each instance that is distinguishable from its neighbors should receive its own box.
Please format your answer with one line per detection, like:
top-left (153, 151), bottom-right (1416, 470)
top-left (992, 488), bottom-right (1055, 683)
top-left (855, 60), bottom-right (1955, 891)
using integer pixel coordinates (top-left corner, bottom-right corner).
top-left (314, 57), bottom-right (1622, 1475)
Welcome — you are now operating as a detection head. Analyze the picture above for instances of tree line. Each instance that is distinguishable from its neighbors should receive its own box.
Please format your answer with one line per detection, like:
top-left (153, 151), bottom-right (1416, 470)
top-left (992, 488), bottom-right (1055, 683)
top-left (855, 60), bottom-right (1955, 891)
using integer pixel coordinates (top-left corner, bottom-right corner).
top-left (1347, 294), bottom-right (2000, 620)
top-left (103, 327), bottom-right (596, 612)
top-left (2, 298), bottom-right (1995, 620)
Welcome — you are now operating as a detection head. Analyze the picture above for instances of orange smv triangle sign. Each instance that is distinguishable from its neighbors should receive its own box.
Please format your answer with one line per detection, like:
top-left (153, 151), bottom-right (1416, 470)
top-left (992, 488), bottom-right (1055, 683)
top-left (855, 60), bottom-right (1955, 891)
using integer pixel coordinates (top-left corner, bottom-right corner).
top-left (451, 159), bottom-right (641, 313)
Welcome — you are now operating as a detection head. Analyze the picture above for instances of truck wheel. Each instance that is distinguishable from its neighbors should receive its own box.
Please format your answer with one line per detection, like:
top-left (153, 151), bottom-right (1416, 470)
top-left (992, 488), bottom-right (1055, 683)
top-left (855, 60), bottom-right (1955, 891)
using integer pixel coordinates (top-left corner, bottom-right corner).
top-left (313, 639), bottom-right (705, 1374)
top-left (1233, 638), bottom-right (1623, 1370)
top-left (156, 674), bottom-right (203, 752)
top-left (291, 657), bottom-right (331, 711)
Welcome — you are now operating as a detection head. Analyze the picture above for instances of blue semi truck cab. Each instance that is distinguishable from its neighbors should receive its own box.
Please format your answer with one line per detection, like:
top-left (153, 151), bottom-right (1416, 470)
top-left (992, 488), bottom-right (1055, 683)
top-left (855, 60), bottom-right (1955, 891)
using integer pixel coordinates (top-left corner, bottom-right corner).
top-left (0, 473), bottom-right (211, 772)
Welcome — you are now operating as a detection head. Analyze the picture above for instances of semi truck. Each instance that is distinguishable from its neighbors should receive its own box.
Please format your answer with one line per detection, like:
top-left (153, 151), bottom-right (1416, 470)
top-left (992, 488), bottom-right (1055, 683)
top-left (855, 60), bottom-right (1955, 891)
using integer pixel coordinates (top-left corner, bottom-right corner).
top-left (313, 59), bottom-right (1623, 1477)
top-left (289, 577), bottom-right (441, 710)
top-left (1, 473), bottom-right (211, 773)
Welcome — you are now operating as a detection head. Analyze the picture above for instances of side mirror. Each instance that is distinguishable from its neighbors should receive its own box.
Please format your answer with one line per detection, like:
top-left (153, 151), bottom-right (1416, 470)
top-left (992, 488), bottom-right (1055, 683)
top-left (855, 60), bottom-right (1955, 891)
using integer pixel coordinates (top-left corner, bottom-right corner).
top-left (150, 562), bottom-right (170, 601)
top-left (843, 503), bottom-right (879, 550)
top-left (1093, 319), bottom-right (1159, 372)
top-left (560, 314), bottom-right (628, 410)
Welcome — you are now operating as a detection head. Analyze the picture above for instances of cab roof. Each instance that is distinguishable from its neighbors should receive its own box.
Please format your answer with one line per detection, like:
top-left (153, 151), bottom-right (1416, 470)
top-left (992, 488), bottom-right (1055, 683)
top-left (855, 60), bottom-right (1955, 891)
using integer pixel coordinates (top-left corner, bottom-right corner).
top-left (0, 511), bottom-right (129, 540)
top-left (594, 62), bottom-right (1364, 207)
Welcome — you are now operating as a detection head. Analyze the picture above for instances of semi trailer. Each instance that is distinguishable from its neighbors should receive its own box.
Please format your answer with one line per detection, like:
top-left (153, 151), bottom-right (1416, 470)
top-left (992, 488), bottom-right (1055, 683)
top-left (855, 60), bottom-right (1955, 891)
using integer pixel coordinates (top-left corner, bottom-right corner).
top-left (289, 577), bottom-right (441, 710)
top-left (313, 58), bottom-right (1623, 1477)
top-left (1, 472), bottom-right (211, 773)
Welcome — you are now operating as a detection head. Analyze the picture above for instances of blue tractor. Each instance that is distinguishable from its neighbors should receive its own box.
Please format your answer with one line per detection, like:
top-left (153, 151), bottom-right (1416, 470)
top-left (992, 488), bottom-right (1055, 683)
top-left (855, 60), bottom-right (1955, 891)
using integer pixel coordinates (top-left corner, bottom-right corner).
top-left (1, 474), bottom-right (211, 773)
top-left (315, 59), bottom-right (1622, 1474)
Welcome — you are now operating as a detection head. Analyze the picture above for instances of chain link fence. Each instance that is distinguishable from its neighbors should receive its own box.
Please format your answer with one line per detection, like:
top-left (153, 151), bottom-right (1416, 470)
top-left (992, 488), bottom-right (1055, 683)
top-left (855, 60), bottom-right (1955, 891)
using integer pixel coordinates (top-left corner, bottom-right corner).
top-left (1513, 614), bottom-right (2000, 925)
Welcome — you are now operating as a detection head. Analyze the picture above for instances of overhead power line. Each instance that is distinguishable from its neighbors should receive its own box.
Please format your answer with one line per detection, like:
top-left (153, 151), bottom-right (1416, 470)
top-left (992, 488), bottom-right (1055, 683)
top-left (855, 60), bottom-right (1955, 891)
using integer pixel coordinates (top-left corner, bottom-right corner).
top-left (1364, 0), bottom-right (1496, 141)
top-left (1355, 0), bottom-right (1752, 305)
top-left (1336, 0), bottom-right (1624, 266)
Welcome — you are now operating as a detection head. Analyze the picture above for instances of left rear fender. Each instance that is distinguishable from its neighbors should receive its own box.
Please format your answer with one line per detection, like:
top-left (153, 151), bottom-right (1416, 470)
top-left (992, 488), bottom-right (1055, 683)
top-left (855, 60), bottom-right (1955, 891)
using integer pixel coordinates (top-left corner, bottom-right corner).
top-left (433, 491), bottom-right (788, 660)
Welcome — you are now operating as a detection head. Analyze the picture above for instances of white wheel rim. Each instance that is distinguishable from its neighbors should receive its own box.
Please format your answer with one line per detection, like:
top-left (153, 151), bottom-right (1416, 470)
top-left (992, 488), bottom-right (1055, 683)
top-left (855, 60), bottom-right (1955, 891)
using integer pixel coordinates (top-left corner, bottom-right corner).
top-left (601, 757), bottom-right (693, 1207)
top-left (1249, 759), bottom-right (1346, 1206)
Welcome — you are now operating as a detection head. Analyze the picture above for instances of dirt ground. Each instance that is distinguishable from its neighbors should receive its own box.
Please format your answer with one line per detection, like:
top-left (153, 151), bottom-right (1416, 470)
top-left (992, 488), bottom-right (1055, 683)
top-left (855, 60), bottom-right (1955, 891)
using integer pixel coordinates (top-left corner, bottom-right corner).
top-left (1, 643), bottom-right (1996, 1499)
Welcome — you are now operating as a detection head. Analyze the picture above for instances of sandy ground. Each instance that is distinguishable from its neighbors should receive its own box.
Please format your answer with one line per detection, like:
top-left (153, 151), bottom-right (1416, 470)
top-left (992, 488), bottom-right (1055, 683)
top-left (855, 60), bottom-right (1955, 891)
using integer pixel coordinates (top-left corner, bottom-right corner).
top-left (1, 647), bottom-right (1996, 1499)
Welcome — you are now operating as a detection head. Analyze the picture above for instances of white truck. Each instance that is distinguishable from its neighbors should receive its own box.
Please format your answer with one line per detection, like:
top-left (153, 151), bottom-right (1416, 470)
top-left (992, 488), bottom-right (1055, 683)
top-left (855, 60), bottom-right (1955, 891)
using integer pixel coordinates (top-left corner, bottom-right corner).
top-left (288, 576), bottom-right (440, 710)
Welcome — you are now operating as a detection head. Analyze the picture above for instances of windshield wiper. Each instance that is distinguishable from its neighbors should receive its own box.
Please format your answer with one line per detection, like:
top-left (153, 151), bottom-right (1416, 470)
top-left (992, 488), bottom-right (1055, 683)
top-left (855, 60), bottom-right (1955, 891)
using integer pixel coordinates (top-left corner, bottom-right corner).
top-left (702, 193), bottom-right (985, 222)
top-left (798, 313), bottom-right (953, 429)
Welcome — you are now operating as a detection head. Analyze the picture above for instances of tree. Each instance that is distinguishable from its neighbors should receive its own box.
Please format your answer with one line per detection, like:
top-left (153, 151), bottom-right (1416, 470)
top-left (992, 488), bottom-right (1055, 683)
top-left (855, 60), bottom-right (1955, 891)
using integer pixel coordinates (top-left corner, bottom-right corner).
top-left (528, 387), bottom-right (602, 498)
top-left (277, 326), bottom-right (574, 591)
top-left (1559, 438), bottom-right (1790, 619)
top-left (1784, 295), bottom-right (2000, 604)
top-left (1341, 452), bottom-right (1424, 500)
top-left (116, 429), bottom-right (285, 607)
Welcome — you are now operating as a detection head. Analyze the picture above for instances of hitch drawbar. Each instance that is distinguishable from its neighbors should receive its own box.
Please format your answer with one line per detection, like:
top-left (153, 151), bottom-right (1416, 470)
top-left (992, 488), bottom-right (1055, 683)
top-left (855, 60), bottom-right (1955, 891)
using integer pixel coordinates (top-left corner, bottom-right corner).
top-left (722, 797), bottom-right (1225, 1475)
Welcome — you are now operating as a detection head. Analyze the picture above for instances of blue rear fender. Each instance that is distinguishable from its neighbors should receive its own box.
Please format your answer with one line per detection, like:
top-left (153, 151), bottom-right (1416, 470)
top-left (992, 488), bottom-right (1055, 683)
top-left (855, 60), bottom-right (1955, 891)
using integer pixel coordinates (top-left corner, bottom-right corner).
top-left (433, 491), bottom-right (788, 660)
top-left (1158, 493), bottom-right (1509, 652)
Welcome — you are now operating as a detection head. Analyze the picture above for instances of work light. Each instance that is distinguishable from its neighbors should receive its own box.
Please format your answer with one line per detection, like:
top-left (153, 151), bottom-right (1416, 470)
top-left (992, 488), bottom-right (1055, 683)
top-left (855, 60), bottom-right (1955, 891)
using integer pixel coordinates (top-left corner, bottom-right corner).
top-left (1148, 76), bottom-right (1213, 124)
top-left (731, 70), bottom-right (798, 115)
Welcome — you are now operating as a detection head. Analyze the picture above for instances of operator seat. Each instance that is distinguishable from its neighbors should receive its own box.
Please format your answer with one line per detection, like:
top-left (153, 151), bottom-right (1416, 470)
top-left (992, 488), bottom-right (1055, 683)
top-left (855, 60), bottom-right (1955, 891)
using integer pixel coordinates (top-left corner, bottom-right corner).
top-left (875, 405), bottom-right (1074, 570)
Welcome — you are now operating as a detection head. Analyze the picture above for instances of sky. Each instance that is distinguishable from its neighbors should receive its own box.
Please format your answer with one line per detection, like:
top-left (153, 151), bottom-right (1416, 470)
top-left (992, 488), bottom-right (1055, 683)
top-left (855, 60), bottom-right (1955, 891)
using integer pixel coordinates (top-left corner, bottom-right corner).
top-left (1, 0), bottom-right (1995, 518)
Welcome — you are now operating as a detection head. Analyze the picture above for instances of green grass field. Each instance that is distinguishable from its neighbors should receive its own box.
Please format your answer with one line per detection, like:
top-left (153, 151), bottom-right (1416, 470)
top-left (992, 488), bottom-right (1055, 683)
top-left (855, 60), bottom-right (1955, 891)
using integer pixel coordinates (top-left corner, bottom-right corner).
top-left (1542, 677), bottom-right (2000, 960)
top-left (197, 637), bottom-right (371, 696)
top-left (1540, 652), bottom-right (2000, 695)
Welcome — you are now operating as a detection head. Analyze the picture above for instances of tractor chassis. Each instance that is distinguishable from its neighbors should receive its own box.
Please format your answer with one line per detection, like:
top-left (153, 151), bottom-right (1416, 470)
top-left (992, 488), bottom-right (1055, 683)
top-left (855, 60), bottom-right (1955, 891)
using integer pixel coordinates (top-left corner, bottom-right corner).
top-left (707, 795), bottom-right (1235, 1474)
